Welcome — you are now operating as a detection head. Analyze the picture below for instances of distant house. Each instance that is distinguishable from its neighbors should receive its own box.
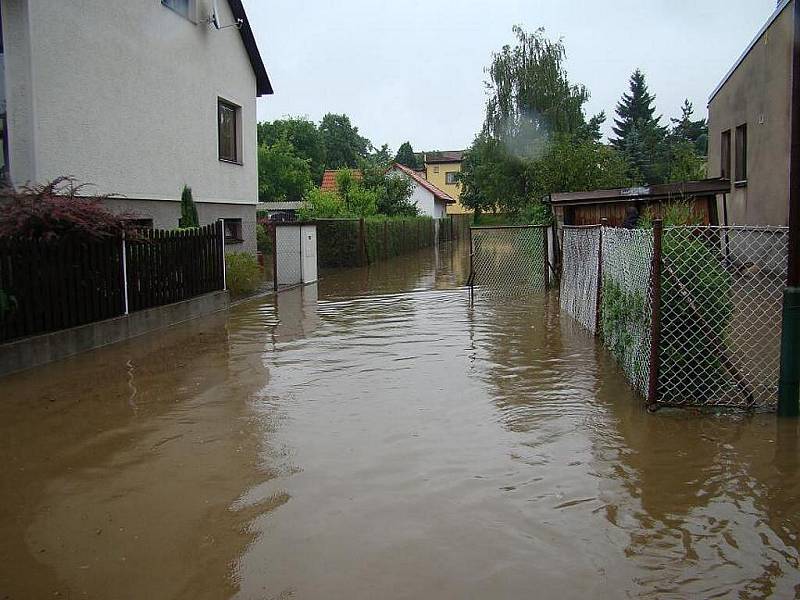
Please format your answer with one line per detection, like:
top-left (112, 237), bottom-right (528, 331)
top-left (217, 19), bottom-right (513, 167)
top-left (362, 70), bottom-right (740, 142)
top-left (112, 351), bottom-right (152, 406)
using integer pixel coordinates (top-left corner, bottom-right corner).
top-left (707, 0), bottom-right (793, 226)
top-left (319, 169), bottom-right (362, 193)
top-left (415, 150), bottom-right (468, 215)
top-left (0, 0), bottom-right (273, 254)
top-left (389, 163), bottom-right (454, 218)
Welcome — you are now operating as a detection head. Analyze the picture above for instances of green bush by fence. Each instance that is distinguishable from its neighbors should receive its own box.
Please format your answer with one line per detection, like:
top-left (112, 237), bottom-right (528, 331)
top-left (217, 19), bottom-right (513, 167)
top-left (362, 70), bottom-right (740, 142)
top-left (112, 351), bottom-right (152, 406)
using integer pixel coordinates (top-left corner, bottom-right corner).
top-left (316, 217), bottom-right (452, 268)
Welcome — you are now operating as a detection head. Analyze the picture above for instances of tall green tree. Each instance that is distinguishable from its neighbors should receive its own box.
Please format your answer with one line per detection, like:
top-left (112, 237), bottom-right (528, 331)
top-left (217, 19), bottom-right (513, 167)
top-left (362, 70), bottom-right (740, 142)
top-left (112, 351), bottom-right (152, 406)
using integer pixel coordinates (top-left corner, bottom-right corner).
top-left (670, 99), bottom-right (708, 156)
top-left (395, 142), bottom-right (421, 169)
top-left (257, 139), bottom-right (313, 202)
top-left (179, 185), bottom-right (199, 228)
top-left (319, 113), bottom-right (372, 169)
top-left (257, 117), bottom-right (326, 184)
top-left (484, 26), bottom-right (594, 146)
top-left (611, 69), bottom-right (668, 184)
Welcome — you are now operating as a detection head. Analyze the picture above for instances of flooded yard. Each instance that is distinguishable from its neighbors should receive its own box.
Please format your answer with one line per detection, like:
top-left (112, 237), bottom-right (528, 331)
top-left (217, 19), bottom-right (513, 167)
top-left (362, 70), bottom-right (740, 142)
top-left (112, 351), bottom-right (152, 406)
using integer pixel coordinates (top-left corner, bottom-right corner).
top-left (1, 242), bottom-right (799, 599)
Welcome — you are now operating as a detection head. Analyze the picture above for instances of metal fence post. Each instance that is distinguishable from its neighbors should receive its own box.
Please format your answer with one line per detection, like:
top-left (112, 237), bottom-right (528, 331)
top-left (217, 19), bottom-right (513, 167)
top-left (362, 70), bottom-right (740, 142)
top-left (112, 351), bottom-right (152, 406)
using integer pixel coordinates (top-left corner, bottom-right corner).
top-left (218, 219), bottom-right (227, 291)
top-left (647, 219), bottom-right (664, 406)
top-left (359, 218), bottom-right (367, 266)
top-left (595, 220), bottom-right (606, 335)
top-left (121, 232), bottom-right (129, 315)
top-left (272, 223), bottom-right (278, 291)
top-left (543, 226), bottom-right (550, 289)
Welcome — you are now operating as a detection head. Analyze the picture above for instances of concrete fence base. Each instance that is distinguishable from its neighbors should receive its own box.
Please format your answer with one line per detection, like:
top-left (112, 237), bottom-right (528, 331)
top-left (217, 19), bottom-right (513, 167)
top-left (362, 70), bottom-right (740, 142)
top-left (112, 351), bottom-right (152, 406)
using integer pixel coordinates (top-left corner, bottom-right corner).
top-left (0, 290), bottom-right (230, 378)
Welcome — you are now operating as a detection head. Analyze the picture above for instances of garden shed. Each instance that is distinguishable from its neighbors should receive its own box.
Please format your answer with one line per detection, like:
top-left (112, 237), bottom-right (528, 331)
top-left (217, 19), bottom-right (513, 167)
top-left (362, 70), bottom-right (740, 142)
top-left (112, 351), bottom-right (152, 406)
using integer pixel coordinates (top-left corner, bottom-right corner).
top-left (546, 178), bottom-right (731, 235)
top-left (272, 222), bottom-right (318, 289)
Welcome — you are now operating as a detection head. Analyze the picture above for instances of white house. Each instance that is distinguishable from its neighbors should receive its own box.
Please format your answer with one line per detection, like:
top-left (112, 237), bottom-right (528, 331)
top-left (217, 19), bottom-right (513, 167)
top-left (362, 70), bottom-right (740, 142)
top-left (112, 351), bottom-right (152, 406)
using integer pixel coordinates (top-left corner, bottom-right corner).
top-left (0, 0), bottom-right (272, 253)
top-left (389, 163), bottom-right (454, 218)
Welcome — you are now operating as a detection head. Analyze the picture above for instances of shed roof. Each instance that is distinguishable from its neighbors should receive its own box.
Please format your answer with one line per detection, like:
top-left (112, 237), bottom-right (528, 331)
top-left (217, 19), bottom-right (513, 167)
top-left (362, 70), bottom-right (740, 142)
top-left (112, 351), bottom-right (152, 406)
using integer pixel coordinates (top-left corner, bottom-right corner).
top-left (226, 0), bottom-right (273, 96)
top-left (391, 163), bottom-right (456, 204)
top-left (708, 0), bottom-right (791, 103)
top-left (546, 179), bottom-right (731, 206)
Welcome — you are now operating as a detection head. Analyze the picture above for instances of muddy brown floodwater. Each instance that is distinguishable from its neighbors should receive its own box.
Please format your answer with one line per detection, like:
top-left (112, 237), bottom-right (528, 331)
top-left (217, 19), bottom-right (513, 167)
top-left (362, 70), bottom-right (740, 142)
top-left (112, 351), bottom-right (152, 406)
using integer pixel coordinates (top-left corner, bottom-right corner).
top-left (1, 242), bottom-right (799, 599)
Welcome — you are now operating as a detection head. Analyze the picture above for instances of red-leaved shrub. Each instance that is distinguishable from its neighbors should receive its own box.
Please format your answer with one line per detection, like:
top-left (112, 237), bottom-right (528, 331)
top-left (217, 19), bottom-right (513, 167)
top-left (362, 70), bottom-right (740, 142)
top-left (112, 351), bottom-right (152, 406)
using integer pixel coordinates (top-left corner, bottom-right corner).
top-left (0, 177), bottom-right (139, 240)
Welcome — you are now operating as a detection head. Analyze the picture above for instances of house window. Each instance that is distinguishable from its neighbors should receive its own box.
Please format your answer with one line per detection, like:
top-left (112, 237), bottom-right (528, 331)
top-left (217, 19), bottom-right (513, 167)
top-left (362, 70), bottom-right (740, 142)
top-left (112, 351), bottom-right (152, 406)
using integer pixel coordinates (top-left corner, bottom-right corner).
top-left (162, 0), bottom-right (194, 20)
top-left (735, 123), bottom-right (747, 185)
top-left (445, 172), bottom-right (458, 185)
top-left (720, 129), bottom-right (731, 181)
top-left (433, 165), bottom-right (439, 173)
top-left (218, 99), bottom-right (241, 164)
top-left (224, 219), bottom-right (243, 243)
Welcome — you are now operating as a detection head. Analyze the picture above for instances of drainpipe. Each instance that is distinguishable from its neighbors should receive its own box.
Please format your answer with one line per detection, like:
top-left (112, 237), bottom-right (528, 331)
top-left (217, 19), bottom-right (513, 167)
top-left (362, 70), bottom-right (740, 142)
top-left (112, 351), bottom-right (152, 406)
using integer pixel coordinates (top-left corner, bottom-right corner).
top-left (778, 0), bottom-right (800, 416)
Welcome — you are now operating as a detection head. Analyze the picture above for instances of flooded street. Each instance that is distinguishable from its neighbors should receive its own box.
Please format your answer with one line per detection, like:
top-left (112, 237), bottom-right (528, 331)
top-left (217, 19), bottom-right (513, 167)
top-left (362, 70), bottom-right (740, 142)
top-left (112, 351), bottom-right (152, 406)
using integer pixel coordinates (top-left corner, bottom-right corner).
top-left (1, 242), bottom-right (799, 599)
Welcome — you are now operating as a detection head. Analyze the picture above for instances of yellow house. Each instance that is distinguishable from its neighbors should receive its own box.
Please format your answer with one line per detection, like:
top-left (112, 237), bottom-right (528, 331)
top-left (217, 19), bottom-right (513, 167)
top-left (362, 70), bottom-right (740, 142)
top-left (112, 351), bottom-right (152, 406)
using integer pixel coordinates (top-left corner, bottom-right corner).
top-left (419, 150), bottom-right (470, 214)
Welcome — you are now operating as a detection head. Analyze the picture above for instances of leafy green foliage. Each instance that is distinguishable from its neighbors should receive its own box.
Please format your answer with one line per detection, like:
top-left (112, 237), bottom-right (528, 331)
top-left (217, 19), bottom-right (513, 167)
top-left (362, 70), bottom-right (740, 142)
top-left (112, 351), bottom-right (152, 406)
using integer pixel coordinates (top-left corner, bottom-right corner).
top-left (224, 252), bottom-right (262, 298)
top-left (360, 162), bottom-right (418, 217)
top-left (485, 26), bottom-right (590, 141)
top-left (600, 278), bottom-right (647, 376)
top-left (257, 117), bottom-right (327, 184)
top-left (298, 188), bottom-right (349, 219)
top-left (395, 142), bottom-right (421, 170)
top-left (319, 113), bottom-right (372, 169)
top-left (256, 223), bottom-right (272, 254)
top-left (257, 139), bottom-right (313, 202)
top-left (670, 100), bottom-right (708, 156)
top-left (179, 185), bottom-right (199, 229)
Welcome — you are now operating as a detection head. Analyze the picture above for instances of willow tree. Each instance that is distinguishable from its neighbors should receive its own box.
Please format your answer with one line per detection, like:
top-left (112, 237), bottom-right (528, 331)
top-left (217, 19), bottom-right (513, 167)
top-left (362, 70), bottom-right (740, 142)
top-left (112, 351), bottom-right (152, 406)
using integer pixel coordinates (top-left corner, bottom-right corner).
top-left (484, 26), bottom-right (590, 149)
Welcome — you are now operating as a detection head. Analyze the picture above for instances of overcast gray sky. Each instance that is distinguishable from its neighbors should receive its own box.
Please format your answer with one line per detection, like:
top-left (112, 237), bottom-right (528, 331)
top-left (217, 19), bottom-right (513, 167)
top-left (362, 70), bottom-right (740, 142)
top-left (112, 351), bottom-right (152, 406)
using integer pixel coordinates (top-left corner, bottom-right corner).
top-left (243, 0), bottom-right (779, 152)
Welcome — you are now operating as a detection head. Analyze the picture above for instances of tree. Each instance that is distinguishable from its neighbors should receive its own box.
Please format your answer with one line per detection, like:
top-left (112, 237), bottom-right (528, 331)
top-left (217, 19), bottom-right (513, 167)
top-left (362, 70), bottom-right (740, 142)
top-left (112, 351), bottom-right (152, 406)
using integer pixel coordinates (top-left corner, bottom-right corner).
top-left (257, 139), bottom-right (313, 202)
top-left (667, 140), bottom-right (706, 183)
top-left (484, 26), bottom-right (590, 145)
top-left (360, 161), bottom-right (418, 217)
top-left (670, 99), bottom-right (708, 156)
top-left (179, 185), bottom-right (199, 228)
top-left (257, 117), bottom-right (326, 184)
top-left (395, 142), bottom-right (421, 169)
top-left (319, 113), bottom-right (372, 169)
top-left (611, 70), bottom-right (668, 184)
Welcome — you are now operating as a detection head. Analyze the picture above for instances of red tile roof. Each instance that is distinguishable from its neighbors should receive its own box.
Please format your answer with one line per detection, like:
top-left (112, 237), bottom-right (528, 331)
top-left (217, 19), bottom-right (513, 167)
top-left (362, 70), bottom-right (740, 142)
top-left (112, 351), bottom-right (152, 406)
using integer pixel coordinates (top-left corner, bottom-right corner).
top-left (320, 169), bottom-right (363, 192)
top-left (392, 163), bottom-right (456, 204)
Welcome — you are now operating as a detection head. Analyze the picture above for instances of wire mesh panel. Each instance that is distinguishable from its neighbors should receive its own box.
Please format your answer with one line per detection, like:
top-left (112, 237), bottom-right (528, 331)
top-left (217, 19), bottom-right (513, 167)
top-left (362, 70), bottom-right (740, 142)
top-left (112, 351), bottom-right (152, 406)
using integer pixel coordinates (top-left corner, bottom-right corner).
top-left (275, 226), bottom-right (302, 287)
top-left (560, 226), bottom-right (601, 333)
top-left (470, 226), bottom-right (547, 295)
top-left (600, 227), bottom-right (654, 396)
top-left (657, 226), bottom-right (788, 409)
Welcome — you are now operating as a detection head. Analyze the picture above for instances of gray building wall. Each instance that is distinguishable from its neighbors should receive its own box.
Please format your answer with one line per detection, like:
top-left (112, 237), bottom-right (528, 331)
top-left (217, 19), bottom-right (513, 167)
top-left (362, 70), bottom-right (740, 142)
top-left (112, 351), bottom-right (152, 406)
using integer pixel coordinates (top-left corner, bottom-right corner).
top-left (707, 0), bottom-right (792, 227)
top-left (1, 0), bottom-right (260, 253)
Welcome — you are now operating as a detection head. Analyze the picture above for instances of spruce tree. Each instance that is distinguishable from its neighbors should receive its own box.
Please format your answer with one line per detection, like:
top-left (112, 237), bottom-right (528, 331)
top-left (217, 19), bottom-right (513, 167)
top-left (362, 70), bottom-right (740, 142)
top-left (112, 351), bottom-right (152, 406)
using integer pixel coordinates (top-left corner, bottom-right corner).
top-left (179, 185), bottom-right (199, 228)
top-left (395, 142), bottom-right (420, 169)
top-left (611, 69), bottom-right (668, 184)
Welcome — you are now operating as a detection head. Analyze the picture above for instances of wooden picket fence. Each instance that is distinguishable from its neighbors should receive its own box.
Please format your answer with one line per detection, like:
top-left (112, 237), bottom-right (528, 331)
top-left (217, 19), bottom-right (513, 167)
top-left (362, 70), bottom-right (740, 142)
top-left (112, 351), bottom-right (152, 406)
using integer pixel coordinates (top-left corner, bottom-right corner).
top-left (0, 223), bottom-right (225, 344)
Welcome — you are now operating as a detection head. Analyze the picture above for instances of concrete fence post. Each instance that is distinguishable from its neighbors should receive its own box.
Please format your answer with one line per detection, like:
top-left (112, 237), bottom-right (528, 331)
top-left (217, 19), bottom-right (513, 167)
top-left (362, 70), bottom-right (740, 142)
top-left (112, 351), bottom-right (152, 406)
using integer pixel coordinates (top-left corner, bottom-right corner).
top-left (218, 219), bottom-right (227, 291)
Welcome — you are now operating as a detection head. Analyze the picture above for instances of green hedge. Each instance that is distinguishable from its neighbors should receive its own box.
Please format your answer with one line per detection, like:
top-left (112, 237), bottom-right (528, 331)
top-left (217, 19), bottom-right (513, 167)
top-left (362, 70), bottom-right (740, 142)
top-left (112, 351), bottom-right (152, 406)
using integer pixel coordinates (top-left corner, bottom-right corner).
top-left (317, 217), bottom-right (452, 268)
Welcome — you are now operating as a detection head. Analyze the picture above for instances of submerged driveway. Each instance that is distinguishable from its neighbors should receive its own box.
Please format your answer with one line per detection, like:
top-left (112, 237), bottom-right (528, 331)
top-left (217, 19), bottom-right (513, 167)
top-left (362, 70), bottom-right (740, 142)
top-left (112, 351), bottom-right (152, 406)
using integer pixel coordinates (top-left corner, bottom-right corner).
top-left (1, 243), bottom-right (798, 599)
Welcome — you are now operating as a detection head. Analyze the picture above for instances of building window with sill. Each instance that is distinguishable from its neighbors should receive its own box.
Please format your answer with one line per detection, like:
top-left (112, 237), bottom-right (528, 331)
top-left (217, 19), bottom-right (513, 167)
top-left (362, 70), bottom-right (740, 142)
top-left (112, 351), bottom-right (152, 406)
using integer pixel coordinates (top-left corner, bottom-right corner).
top-left (218, 99), bottom-right (241, 164)
top-left (162, 0), bottom-right (195, 21)
top-left (224, 219), bottom-right (243, 244)
top-left (735, 123), bottom-right (747, 186)
top-left (445, 172), bottom-right (458, 185)
top-left (721, 129), bottom-right (731, 181)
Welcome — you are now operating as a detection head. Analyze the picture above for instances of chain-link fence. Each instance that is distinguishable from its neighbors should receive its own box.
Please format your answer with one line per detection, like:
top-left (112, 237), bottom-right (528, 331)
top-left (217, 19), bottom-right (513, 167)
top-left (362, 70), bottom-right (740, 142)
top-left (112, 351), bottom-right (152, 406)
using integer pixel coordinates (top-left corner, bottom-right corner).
top-left (657, 226), bottom-right (788, 409)
top-left (560, 226), bottom-right (601, 333)
top-left (470, 226), bottom-right (548, 295)
top-left (557, 222), bottom-right (789, 411)
top-left (600, 227), bottom-right (655, 397)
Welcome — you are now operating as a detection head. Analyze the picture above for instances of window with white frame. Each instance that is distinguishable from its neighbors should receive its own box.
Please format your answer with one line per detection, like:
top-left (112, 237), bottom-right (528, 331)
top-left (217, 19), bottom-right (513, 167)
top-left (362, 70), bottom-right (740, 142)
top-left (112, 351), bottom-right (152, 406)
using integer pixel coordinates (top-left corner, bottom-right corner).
top-left (445, 172), bottom-right (458, 185)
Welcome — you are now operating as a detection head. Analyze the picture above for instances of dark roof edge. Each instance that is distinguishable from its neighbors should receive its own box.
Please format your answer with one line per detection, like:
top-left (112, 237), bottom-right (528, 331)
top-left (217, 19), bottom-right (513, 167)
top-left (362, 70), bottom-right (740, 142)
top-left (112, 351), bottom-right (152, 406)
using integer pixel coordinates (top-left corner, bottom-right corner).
top-left (226, 0), bottom-right (273, 96)
top-left (708, 0), bottom-right (791, 104)
top-left (546, 178), bottom-right (731, 205)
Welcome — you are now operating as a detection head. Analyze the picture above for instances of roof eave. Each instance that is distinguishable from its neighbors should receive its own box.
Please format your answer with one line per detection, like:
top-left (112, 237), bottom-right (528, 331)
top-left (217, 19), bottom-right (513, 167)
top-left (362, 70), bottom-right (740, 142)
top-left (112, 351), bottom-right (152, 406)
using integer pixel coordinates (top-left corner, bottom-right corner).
top-left (226, 0), bottom-right (273, 96)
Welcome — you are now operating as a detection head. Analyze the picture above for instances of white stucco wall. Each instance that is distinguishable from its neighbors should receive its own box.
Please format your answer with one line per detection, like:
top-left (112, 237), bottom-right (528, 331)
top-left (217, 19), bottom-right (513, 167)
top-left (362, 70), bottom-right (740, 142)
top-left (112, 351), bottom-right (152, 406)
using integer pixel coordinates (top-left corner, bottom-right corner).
top-left (2, 0), bottom-right (258, 206)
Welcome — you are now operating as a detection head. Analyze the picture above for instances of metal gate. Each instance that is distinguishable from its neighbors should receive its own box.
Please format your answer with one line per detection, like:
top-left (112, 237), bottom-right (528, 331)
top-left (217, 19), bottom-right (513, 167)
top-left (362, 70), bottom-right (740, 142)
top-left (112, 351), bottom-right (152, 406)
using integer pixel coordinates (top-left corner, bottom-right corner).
top-left (468, 225), bottom-right (550, 295)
